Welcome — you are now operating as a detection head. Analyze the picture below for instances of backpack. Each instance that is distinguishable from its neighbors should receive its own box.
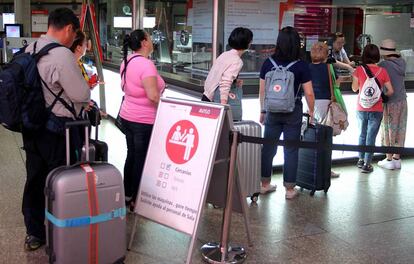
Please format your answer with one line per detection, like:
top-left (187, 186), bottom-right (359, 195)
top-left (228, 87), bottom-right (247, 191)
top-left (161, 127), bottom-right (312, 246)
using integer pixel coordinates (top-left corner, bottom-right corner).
top-left (264, 58), bottom-right (298, 113)
top-left (359, 64), bottom-right (382, 109)
top-left (0, 42), bottom-right (62, 132)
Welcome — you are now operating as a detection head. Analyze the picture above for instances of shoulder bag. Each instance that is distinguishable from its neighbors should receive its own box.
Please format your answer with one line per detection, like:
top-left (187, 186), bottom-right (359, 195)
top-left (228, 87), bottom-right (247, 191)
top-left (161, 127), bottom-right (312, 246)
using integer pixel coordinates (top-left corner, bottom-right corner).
top-left (321, 64), bottom-right (349, 136)
top-left (115, 55), bottom-right (142, 134)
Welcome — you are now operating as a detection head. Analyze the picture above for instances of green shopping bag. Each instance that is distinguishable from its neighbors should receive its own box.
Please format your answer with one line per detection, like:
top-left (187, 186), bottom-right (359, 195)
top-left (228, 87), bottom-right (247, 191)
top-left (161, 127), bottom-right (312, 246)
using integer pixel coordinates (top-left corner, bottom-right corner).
top-left (329, 64), bottom-right (347, 114)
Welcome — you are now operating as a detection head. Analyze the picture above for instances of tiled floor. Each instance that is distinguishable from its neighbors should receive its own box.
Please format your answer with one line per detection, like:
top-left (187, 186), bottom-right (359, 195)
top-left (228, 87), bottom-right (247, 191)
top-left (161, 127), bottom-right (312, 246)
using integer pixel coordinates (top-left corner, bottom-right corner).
top-left (1, 121), bottom-right (414, 264)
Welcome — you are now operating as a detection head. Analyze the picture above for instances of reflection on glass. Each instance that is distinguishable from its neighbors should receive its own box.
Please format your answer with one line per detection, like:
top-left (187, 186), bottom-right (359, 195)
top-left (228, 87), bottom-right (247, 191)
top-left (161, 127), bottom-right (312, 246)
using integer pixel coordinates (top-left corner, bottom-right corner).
top-left (98, 0), bottom-right (414, 83)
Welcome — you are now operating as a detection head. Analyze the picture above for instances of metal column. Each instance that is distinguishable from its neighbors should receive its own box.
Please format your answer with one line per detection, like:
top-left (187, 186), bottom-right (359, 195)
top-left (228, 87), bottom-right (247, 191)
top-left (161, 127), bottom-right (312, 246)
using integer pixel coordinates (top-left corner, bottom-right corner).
top-left (14, 0), bottom-right (31, 37)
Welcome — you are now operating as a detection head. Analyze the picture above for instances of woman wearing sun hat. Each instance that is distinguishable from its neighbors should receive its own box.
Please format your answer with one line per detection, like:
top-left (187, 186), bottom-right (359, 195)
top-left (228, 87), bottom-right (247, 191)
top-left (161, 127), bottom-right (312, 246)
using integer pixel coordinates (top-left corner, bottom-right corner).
top-left (377, 39), bottom-right (407, 170)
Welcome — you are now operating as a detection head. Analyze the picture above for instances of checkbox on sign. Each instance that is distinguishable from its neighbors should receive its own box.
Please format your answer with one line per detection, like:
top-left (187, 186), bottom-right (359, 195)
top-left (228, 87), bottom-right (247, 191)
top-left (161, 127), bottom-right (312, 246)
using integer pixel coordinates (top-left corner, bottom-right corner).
top-left (162, 182), bottom-right (167, 188)
top-left (164, 173), bottom-right (169, 179)
top-left (156, 180), bottom-right (162, 187)
top-left (160, 162), bottom-right (165, 169)
top-left (158, 172), bottom-right (164, 178)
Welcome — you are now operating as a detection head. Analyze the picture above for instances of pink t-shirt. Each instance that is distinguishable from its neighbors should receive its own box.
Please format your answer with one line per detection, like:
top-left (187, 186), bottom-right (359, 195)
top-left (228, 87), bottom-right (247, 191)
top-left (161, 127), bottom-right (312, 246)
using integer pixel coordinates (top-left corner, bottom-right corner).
top-left (119, 55), bottom-right (165, 124)
top-left (353, 64), bottom-right (390, 112)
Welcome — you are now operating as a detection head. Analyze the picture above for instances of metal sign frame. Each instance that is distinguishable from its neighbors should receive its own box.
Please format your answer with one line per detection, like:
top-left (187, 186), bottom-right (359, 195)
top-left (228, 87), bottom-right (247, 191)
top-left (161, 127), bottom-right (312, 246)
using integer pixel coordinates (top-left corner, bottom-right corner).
top-left (80, 0), bottom-right (106, 112)
top-left (128, 97), bottom-right (251, 263)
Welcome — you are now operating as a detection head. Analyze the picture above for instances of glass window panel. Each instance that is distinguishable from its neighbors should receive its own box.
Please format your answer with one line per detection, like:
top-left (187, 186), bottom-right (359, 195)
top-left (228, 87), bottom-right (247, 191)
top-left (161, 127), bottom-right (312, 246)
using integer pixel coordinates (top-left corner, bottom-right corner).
top-left (98, 0), bottom-right (133, 65)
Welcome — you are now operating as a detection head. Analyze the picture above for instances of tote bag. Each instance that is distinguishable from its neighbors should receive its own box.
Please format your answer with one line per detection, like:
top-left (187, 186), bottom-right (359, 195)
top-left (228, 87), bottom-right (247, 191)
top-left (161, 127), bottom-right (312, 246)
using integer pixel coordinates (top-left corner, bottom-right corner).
top-left (329, 64), bottom-right (347, 114)
top-left (321, 102), bottom-right (349, 136)
top-left (321, 64), bottom-right (349, 136)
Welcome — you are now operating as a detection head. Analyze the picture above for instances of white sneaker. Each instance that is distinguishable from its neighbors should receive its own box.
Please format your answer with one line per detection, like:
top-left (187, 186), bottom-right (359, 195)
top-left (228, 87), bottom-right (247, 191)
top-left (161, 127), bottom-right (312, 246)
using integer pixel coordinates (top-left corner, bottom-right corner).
top-left (393, 159), bottom-right (401, 169)
top-left (377, 158), bottom-right (395, 170)
top-left (260, 184), bottom-right (277, 194)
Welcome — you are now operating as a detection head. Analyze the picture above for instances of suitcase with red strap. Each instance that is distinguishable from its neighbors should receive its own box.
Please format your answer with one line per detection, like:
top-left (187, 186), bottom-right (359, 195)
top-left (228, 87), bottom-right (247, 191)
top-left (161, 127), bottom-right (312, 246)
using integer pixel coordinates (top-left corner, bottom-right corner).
top-left (45, 120), bottom-right (126, 264)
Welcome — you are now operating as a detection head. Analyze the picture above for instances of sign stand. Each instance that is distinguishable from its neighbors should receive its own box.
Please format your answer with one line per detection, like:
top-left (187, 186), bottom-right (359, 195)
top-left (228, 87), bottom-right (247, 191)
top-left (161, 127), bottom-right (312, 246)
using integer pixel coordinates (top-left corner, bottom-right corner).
top-left (200, 130), bottom-right (249, 263)
top-left (127, 98), bottom-right (252, 263)
top-left (80, 0), bottom-right (106, 111)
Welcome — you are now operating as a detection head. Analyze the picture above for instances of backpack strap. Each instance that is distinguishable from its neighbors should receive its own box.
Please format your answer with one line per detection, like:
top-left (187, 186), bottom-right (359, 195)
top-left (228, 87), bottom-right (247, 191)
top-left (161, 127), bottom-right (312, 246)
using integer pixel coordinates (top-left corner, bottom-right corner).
top-left (121, 54), bottom-right (142, 91)
top-left (268, 57), bottom-right (278, 69)
top-left (33, 42), bottom-right (63, 62)
top-left (285, 60), bottom-right (298, 70)
top-left (41, 78), bottom-right (78, 118)
top-left (33, 41), bottom-right (37, 54)
top-left (269, 57), bottom-right (297, 70)
top-left (361, 64), bottom-right (382, 89)
top-left (34, 42), bottom-right (78, 118)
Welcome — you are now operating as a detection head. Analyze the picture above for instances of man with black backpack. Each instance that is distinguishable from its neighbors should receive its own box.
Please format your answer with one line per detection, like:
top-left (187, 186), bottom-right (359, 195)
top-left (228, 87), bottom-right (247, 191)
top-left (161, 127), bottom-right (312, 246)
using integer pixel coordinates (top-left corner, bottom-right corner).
top-left (21, 8), bottom-right (90, 250)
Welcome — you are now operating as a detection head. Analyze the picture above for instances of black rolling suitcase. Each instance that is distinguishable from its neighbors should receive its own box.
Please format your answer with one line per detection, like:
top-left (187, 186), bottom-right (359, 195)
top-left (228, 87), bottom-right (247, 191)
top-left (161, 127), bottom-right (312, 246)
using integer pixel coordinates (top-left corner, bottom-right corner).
top-left (81, 109), bottom-right (108, 162)
top-left (297, 114), bottom-right (333, 196)
top-left (82, 125), bottom-right (108, 162)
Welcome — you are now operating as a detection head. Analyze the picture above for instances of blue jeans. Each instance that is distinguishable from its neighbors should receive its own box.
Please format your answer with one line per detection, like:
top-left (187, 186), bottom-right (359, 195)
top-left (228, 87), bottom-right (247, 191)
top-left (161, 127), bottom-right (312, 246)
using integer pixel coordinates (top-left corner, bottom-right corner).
top-left (261, 104), bottom-right (303, 188)
top-left (357, 111), bottom-right (383, 165)
top-left (122, 118), bottom-right (153, 201)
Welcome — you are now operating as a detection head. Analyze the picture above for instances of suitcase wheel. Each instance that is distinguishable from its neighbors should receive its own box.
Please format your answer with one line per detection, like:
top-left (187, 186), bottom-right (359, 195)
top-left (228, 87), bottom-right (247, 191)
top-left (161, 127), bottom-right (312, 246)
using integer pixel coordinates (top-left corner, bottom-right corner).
top-left (250, 193), bottom-right (259, 203)
top-left (310, 190), bottom-right (315, 196)
top-left (324, 188), bottom-right (329, 193)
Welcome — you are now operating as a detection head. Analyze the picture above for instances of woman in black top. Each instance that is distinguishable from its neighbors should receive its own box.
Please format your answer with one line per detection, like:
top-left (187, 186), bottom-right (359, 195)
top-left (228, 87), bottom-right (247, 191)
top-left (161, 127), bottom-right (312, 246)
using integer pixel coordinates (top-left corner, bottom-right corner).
top-left (259, 27), bottom-right (315, 199)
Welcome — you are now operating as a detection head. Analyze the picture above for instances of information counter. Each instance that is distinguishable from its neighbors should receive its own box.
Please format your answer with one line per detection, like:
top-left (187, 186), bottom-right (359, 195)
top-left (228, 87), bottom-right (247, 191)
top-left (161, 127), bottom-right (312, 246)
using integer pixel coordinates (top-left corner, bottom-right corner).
top-left (100, 66), bottom-right (414, 166)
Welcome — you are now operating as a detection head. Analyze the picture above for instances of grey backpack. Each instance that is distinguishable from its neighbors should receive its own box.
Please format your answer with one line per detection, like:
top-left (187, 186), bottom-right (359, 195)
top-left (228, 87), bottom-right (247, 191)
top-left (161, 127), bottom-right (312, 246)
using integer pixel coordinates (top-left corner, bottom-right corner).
top-left (264, 58), bottom-right (298, 113)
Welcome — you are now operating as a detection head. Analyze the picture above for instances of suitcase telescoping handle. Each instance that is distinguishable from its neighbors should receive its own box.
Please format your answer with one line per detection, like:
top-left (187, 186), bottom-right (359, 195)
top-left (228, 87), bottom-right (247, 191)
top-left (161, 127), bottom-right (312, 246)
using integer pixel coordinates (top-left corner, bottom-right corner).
top-left (303, 113), bottom-right (311, 127)
top-left (65, 120), bottom-right (90, 166)
top-left (94, 110), bottom-right (101, 140)
top-left (302, 113), bottom-right (316, 131)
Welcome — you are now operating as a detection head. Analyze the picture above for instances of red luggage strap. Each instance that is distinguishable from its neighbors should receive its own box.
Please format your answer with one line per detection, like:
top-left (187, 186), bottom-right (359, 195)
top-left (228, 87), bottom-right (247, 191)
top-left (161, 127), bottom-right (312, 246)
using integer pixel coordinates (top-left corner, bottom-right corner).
top-left (81, 164), bottom-right (99, 264)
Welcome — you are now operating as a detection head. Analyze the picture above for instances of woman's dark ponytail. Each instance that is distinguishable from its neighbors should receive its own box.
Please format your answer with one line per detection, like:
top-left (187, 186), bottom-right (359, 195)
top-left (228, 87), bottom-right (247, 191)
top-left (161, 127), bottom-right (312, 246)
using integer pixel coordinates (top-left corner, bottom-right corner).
top-left (122, 34), bottom-right (131, 64)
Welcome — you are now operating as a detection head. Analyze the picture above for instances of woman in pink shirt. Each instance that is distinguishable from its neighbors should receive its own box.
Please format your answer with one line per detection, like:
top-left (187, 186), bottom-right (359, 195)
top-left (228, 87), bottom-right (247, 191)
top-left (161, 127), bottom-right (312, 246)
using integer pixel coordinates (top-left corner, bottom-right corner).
top-left (352, 44), bottom-right (393, 173)
top-left (119, 29), bottom-right (165, 209)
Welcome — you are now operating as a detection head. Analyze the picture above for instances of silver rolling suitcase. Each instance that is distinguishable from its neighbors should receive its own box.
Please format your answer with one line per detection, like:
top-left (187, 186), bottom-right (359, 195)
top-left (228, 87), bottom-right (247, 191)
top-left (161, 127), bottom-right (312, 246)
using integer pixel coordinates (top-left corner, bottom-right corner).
top-left (45, 120), bottom-right (126, 264)
top-left (234, 121), bottom-right (262, 202)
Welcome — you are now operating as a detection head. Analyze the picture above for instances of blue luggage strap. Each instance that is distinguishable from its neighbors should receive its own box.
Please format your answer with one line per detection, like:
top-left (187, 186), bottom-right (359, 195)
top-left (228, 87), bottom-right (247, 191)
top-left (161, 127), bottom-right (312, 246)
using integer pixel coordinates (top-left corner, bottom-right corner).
top-left (45, 207), bottom-right (126, 228)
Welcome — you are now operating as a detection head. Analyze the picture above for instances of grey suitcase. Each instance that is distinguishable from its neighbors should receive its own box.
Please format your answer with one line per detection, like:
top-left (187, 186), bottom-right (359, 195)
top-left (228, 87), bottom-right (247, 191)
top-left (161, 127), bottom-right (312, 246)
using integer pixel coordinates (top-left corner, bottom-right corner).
top-left (45, 120), bottom-right (126, 264)
top-left (234, 121), bottom-right (262, 202)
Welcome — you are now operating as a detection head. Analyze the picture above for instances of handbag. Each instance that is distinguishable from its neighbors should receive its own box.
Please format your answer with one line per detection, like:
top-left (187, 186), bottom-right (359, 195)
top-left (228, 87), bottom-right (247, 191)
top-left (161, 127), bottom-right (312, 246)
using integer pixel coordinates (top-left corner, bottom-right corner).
top-left (328, 64), bottom-right (347, 114)
top-left (321, 102), bottom-right (349, 136)
top-left (213, 82), bottom-right (243, 121)
top-left (115, 96), bottom-right (125, 134)
top-left (115, 55), bottom-right (142, 134)
top-left (381, 92), bottom-right (389, 103)
top-left (322, 64), bottom-right (349, 136)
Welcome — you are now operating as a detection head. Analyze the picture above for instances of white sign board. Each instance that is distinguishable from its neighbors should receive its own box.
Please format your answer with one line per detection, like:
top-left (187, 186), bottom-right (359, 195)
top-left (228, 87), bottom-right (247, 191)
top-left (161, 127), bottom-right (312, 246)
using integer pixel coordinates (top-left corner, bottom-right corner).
top-left (32, 14), bottom-right (48, 32)
top-left (135, 98), bottom-right (225, 235)
top-left (192, 0), bottom-right (213, 43)
top-left (224, 0), bottom-right (279, 45)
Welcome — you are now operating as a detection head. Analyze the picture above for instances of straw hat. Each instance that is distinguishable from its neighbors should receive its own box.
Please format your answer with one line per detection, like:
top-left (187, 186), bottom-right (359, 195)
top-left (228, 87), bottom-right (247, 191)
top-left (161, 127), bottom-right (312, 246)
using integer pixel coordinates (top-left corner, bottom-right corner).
top-left (380, 39), bottom-right (400, 56)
